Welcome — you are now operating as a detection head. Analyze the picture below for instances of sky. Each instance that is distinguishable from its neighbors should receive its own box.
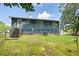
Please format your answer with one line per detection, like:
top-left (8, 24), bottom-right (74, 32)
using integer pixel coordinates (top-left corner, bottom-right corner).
top-left (0, 3), bottom-right (62, 26)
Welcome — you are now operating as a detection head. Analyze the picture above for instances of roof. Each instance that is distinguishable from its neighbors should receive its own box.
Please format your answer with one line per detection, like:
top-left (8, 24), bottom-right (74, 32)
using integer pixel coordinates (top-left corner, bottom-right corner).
top-left (9, 16), bottom-right (60, 22)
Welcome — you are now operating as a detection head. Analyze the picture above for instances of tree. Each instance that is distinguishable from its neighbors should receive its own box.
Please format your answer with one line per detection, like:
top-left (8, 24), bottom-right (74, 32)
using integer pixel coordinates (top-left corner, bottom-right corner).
top-left (0, 21), bottom-right (9, 31)
top-left (59, 3), bottom-right (79, 55)
top-left (59, 3), bottom-right (79, 35)
top-left (2, 3), bottom-right (40, 12)
top-left (3, 3), bottom-right (35, 12)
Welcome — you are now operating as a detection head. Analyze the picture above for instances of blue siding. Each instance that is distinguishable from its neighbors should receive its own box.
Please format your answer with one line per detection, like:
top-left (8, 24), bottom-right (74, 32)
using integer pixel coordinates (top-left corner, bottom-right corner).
top-left (21, 24), bottom-right (59, 34)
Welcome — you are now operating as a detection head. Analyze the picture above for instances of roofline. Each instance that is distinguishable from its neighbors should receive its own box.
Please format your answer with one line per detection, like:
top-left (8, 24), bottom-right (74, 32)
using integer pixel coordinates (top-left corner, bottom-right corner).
top-left (9, 16), bottom-right (60, 22)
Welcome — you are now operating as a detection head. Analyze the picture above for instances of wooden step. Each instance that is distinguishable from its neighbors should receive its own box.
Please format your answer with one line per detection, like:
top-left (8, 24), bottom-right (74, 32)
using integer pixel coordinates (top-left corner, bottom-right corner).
top-left (11, 28), bottom-right (20, 38)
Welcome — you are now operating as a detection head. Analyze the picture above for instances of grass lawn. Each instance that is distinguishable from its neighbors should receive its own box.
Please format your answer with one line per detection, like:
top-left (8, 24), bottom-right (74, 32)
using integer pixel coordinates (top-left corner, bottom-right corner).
top-left (0, 34), bottom-right (79, 56)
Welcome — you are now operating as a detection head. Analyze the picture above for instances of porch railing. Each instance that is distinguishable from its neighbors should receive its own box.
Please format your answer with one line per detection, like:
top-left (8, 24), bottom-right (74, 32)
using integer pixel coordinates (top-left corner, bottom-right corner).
top-left (21, 24), bottom-right (59, 34)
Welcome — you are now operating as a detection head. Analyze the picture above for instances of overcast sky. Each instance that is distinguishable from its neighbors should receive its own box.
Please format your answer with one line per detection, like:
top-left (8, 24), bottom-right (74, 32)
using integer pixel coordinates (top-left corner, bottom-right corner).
top-left (0, 3), bottom-right (61, 26)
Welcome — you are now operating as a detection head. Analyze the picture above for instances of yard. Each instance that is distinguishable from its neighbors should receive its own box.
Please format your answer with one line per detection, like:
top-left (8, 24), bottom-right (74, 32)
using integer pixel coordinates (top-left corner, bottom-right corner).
top-left (0, 34), bottom-right (79, 56)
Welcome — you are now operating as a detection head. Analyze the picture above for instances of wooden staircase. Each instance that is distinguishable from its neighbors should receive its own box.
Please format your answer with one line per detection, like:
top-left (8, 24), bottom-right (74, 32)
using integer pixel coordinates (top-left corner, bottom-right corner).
top-left (10, 28), bottom-right (20, 38)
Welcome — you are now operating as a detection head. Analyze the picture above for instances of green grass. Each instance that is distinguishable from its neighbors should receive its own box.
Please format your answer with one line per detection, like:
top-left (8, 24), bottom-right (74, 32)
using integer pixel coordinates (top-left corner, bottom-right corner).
top-left (0, 34), bottom-right (79, 56)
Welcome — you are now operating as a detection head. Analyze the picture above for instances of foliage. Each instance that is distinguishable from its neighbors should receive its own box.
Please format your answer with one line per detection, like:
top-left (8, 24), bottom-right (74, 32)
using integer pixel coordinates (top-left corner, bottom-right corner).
top-left (0, 21), bottom-right (10, 31)
top-left (3, 3), bottom-right (37, 12)
top-left (59, 3), bottom-right (79, 34)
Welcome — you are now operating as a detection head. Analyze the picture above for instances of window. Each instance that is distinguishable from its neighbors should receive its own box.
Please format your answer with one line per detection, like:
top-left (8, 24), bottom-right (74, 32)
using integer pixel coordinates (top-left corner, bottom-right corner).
top-left (52, 22), bottom-right (59, 26)
top-left (30, 20), bottom-right (36, 25)
top-left (43, 21), bottom-right (52, 26)
top-left (37, 20), bottom-right (43, 25)
top-left (25, 20), bottom-right (30, 24)
top-left (17, 19), bottom-right (22, 24)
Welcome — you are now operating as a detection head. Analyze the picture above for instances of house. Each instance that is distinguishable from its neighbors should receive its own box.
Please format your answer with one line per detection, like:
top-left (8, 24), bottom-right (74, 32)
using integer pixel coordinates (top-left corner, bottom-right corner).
top-left (10, 16), bottom-right (60, 37)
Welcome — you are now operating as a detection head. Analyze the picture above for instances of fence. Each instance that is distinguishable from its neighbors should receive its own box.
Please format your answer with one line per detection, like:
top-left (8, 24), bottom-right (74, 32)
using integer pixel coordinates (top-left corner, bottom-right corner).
top-left (0, 30), bottom-right (10, 40)
top-left (0, 29), bottom-right (19, 40)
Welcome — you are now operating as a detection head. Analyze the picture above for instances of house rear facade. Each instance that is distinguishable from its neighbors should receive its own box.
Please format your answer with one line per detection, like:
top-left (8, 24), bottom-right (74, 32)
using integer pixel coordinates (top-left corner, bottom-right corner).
top-left (10, 16), bottom-right (60, 34)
